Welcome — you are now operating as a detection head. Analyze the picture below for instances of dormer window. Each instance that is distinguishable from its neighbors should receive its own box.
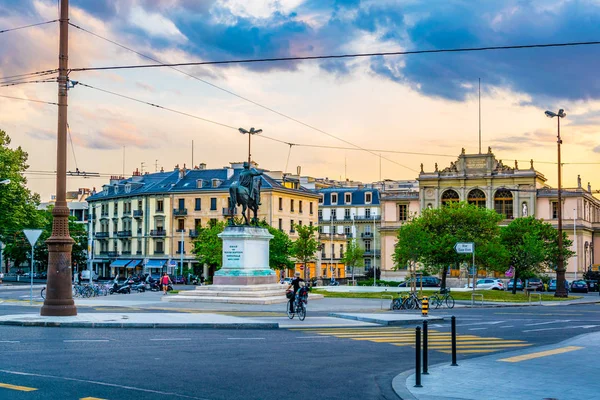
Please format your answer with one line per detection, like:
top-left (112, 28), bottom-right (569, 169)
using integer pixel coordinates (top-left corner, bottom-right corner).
top-left (319, 194), bottom-right (324, 204)
top-left (365, 192), bottom-right (372, 204)
top-left (196, 179), bottom-right (203, 189)
top-left (331, 193), bottom-right (338, 204)
top-left (113, 185), bottom-right (118, 194)
top-left (212, 179), bottom-right (221, 188)
top-left (344, 193), bottom-right (352, 204)
top-left (102, 186), bottom-right (109, 195)
top-left (124, 184), bottom-right (131, 194)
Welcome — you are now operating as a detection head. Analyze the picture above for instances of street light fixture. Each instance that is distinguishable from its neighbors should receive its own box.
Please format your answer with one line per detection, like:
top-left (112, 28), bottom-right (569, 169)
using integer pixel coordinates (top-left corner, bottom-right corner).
top-left (0, 179), bottom-right (10, 185)
top-left (238, 127), bottom-right (262, 164)
top-left (545, 108), bottom-right (568, 298)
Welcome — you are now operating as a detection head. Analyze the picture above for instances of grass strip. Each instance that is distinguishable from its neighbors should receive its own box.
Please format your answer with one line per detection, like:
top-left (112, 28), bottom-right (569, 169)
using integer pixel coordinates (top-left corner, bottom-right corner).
top-left (311, 289), bottom-right (580, 302)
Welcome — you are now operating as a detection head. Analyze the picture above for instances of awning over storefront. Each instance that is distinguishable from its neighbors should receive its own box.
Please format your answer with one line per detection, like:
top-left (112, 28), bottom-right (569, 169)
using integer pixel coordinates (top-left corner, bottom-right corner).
top-left (127, 259), bottom-right (143, 268)
top-left (110, 259), bottom-right (132, 267)
top-left (145, 259), bottom-right (166, 268)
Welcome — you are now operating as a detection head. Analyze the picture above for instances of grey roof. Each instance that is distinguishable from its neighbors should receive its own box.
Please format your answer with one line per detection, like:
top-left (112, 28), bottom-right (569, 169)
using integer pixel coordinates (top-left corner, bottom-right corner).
top-left (318, 187), bottom-right (380, 206)
top-left (87, 168), bottom-right (318, 202)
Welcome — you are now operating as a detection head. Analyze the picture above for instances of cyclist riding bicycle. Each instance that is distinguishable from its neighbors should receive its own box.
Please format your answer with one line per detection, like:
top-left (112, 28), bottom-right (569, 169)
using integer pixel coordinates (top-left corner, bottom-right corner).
top-left (288, 272), bottom-right (305, 313)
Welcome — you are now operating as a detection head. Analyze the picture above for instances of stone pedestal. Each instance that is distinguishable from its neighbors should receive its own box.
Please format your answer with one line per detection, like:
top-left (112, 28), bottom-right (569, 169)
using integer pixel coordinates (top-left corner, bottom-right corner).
top-left (164, 226), bottom-right (288, 304)
top-left (213, 226), bottom-right (277, 285)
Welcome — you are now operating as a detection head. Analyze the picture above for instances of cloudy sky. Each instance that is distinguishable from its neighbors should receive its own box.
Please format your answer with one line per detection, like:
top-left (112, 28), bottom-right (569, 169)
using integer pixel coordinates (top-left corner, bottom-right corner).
top-left (1, 0), bottom-right (600, 199)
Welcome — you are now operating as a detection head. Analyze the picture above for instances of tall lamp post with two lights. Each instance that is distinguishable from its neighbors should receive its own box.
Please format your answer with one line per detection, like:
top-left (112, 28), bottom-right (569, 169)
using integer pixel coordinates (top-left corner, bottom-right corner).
top-left (545, 108), bottom-right (568, 298)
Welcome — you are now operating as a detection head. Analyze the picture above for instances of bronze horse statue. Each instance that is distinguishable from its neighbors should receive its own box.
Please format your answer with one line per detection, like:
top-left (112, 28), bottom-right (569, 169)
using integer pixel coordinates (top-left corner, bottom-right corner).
top-left (228, 163), bottom-right (262, 225)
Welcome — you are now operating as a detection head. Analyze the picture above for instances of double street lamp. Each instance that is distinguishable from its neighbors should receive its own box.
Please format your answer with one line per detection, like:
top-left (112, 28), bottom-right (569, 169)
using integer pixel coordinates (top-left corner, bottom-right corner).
top-left (545, 109), bottom-right (568, 298)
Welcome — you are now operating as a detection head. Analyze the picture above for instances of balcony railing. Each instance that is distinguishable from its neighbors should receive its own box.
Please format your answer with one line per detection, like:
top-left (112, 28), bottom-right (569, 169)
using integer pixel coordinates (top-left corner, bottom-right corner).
top-left (174, 208), bottom-right (188, 216)
top-left (150, 230), bottom-right (166, 237)
top-left (319, 233), bottom-right (347, 240)
top-left (100, 212), bottom-right (109, 218)
top-left (354, 215), bottom-right (381, 221)
top-left (176, 250), bottom-right (186, 254)
top-left (123, 209), bottom-right (132, 216)
top-left (117, 230), bottom-right (132, 237)
top-left (154, 250), bottom-right (165, 254)
top-left (189, 230), bottom-right (199, 238)
top-left (95, 232), bottom-right (109, 238)
top-left (222, 207), bottom-right (237, 216)
top-left (155, 208), bottom-right (165, 214)
top-left (106, 251), bottom-right (119, 257)
top-left (136, 250), bottom-right (142, 255)
top-left (121, 250), bottom-right (131, 255)
top-left (363, 250), bottom-right (381, 257)
top-left (361, 232), bottom-right (373, 238)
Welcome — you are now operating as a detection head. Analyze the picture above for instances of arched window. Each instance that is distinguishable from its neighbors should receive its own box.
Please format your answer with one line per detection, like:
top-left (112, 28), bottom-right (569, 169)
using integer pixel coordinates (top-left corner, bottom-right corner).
top-left (494, 189), bottom-right (513, 219)
top-left (441, 189), bottom-right (459, 205)
top-left (467, 189), bottom-right (486, 208)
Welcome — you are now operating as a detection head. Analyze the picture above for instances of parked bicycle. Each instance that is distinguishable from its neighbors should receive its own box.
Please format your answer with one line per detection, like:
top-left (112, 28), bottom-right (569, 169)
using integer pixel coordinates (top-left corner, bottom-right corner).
top-left (429, 288), bottom-right (455, 309)
top-left (40, 287), bottom-right (46, 299)
top-left (392, 291), bottom-right (422, 310)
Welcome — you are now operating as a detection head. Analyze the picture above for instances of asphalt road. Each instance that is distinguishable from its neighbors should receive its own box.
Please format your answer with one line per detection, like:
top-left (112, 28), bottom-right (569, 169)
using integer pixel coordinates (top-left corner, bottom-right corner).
top-left (0, 303), bottom-right (599, 399)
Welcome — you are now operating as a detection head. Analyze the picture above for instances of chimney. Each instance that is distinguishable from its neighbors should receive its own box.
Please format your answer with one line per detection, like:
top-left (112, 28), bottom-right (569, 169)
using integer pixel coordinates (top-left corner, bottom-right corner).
top-left (588, 182), bottom-right (592, 192)
top-left (297, 165), bottom-right (301, 176)
top-left (160, 167), bottom-right (164, 172)
top-left (132, 168), bottom-right (140, 176)
top-left (199, 163), bottom-right (206, 170)
top-left (174, 164), bottom-right (180, 171)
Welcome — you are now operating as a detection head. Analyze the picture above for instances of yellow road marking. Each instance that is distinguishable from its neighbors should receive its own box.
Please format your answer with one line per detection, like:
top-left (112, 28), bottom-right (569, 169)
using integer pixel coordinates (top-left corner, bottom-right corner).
top-left (439, 349), bottom-right (500, 354)
top-left (498, 346), bottom-right (583, 362)
top-left (427, 343), bottom-right (532, 349)
top-left (80, 397), bottom-right (107, 400)
top-left (0, 382), bottom-right (37, 392)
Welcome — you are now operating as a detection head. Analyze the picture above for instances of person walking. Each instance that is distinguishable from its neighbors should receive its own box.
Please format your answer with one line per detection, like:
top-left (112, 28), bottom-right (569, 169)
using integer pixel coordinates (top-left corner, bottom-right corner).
top-left (161, 272), bottom-right (172, 295)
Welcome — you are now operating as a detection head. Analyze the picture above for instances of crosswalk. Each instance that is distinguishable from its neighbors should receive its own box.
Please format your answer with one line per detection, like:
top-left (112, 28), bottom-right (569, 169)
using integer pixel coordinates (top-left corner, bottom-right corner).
top-left (292, 327), bottom-right (531, 354)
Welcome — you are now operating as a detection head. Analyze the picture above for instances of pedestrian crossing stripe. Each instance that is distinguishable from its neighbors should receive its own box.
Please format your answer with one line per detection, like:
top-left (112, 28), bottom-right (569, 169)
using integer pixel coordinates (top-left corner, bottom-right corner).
top-left (292, 327), bottom-right (530, 354)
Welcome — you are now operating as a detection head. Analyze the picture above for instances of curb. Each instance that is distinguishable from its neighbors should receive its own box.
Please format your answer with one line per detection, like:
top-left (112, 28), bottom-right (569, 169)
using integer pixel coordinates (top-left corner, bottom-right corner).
top-left (0, 320), bottom-right (279, 329)
top-left (391, 369), bottom-right (418, 400)
top-left (0, 285), bottom-right (45, 291)
top-left (328, 313), bottom-right (445, 326)
top-left (456, 299), bottom-right (600, 308)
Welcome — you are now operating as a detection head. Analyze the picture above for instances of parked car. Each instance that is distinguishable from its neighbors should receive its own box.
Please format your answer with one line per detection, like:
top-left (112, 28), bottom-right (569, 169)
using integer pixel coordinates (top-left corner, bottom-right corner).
top-left (38, 272), bottom-right (47, 280)
top-left (506, 278), bottom-right (524, 291)
top-left (585, 280), bottom-right (599, 292)
top-left (464, 278), bottom-right (504, 290)
top-left (548, 279), bottom-right (570, 292)
top-left (525, 278), bottom-right (544, 291)
top-left (398, 276), bottom-right (441, 288)
top-left (172, 275), bottom-right (187, 285)
top-left (570, 280), bottom-right (589, 293)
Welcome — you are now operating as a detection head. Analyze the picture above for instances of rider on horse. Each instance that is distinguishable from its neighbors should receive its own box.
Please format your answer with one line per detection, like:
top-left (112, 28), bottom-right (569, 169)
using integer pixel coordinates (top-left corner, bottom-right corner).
top-left (229, 162), bottom-right (263, 225)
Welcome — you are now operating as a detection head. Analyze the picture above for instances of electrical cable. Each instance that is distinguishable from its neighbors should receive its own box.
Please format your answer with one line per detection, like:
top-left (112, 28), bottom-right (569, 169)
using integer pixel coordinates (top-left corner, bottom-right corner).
top-left (69, 40), bottom-right (600, 73)
top-left (66, 123), bottom-right (78, 171)
top-left (0, 79), bottom-right (56, 88)
top-left (0, 94), bottom-right (58, 105)
top-left (0, 20), bottom-right (58, 34)
top-left (0, 69), bottom-right (58, 82)
top-left (68, 22), bottom-right (416, 172)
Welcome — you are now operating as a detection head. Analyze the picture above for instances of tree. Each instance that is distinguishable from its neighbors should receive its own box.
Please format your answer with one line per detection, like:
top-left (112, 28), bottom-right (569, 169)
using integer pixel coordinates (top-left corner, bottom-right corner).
top-left (0, 129), bottom-right (43, 271)
top-left (393, 202), bottom-right (507, 289)
top-left (341, 239), bottom-right (364, 280)
top-left (259, 222), bottom-right (294, 271)
top-left (501, 217), bottom-right (574, 295)
top-left (291, 223), bottom-right (319, 281)
top-left (191, 220), bottom-right (226, 270)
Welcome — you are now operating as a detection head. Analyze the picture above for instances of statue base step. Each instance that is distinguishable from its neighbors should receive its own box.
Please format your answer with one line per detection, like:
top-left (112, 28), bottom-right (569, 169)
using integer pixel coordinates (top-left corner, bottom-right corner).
top-left (162, 283), bottom-right (324, 305)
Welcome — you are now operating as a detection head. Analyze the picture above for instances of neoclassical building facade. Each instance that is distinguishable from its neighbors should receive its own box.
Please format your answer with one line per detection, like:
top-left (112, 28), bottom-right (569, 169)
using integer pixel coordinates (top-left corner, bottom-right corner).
top-left (380, 148), bottom-right (600, 281)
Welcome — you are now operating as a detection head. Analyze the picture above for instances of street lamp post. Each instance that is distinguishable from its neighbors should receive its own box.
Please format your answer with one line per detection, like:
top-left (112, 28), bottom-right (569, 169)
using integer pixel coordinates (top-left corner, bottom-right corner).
top-left (238, 127), bottom-right (263, 164)
top-left (545, 109), bottom-right (568, 298)
top-left (41, 0), bottom-right (77, 316)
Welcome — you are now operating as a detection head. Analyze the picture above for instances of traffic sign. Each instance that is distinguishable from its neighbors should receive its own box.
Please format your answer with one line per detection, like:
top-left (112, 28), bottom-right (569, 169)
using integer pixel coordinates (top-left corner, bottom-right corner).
top-left (454, 242), bottom-right (474, 254)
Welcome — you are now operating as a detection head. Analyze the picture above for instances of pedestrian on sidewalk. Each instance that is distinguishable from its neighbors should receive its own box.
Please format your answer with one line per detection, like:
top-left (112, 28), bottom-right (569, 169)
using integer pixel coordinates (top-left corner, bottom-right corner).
top-left (161, 272), bottom-right (172, 295)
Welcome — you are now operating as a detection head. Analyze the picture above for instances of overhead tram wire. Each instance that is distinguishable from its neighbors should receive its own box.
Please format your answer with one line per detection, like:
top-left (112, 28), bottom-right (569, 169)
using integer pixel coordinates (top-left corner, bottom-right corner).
top-left (0, 94), bottom-right (58, 106)
top-left (68, 22), bottom-right (415, 172)
top-left (69, 40), bottom-right (600, 73)
top-left (0, 20), bottom-right (58, 34)
top-left (0, 69), bottom-right (58, 82)
top-left (0, 79), bottom-right (56, 88)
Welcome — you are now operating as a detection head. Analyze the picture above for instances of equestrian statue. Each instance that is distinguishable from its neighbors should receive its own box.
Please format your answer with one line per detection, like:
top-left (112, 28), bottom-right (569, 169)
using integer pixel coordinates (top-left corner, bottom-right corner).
top-left (228, 162), bottom-right (263, 225)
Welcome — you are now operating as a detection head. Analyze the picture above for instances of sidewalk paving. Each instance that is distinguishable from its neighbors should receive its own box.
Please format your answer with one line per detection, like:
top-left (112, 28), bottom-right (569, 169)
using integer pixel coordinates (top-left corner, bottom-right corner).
top-left (393, 331), bottom-right (600, 400)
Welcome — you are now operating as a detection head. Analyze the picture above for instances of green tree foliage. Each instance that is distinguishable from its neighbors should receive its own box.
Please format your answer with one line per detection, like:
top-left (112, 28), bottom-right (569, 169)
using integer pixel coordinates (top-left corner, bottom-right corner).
top-left (0, 129), bottom-right (42, 269)
top-left (191, 220), bottom-right (226, 269)
top-left (393, 202), bottom-right (507, 288)
top-left (341, 239), bottom-right (364, 280)
top-left (259, 221), bottom-right (294, 270)
top-left (291, 223), bottom-right (319, 281)
top-left (2, 207), bottom-right (87, 271)
top-left (501, 216), bottom-right (574, 294)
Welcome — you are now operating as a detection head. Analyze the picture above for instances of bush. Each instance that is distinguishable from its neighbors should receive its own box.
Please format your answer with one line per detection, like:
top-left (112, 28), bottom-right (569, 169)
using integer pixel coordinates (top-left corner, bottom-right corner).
top-left (364, 269), bottom-right (381, 279)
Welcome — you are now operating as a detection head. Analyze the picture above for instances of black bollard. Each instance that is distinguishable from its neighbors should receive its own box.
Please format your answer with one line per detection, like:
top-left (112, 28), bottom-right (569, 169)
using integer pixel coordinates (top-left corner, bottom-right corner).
top-left (423, 320), bottom-right (429, 374)
top-left (451, 316), bottom-right (458, 366)
top-left (415, 326), bottom-right (422, 387)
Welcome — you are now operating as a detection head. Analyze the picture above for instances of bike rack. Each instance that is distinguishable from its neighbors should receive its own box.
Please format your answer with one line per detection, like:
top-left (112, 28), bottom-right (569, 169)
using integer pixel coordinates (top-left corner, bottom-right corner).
top-left (528, 292), bottom-right (542, 305)
top-left (381, 295), bottom-right (394, 310)
top-left (471, 293), bottom-right (484, 306)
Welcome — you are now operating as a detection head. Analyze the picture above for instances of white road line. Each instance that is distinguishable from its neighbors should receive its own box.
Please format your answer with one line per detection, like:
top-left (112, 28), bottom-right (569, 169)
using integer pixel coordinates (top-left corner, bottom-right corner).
top-left (525, 320), bottom-right (570, 327)
top-left (429, 324), bottom-right (444, 328)
top-left (63, 340), bottom-right (110, 343)
top-left (499, 326), bottom-right (514, 328)
top-left (0, 341), bottom-right (20, 343)
top-left (149, 338), bottom-right (192, 341)
top-left (523, 325), bottom-right (599, 333)
top-left (0, 369), bottom-right (210, 399)
top-left (458, 321), bottom-right (505, 327)
top-left (296, 336), bottom-right (330, 339)
top-left (227, 338), bottom-right (265, 340)
top-left (468, 328), bottom-right (488, 331)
